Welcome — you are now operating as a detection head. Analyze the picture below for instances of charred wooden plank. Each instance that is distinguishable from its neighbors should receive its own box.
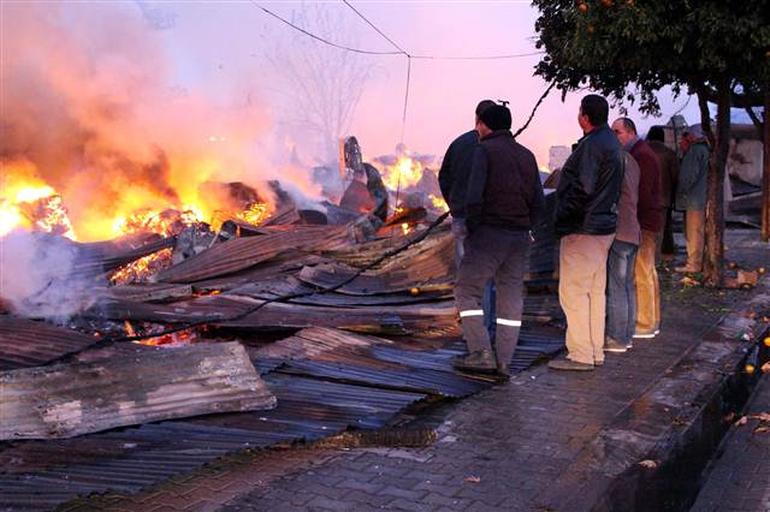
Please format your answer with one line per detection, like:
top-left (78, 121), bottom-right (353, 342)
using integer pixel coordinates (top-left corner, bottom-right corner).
top-left (0, 342), bottom-right (275, 440)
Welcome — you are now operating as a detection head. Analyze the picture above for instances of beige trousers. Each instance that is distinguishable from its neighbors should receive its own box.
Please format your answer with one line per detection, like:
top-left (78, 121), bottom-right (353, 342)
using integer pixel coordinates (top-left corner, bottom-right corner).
top-left (685, 210), bottom-right (705, 271)
top-left (558, 233), bottom-right (614, 365)
top-left (635, 229), bottom-right (660, 334)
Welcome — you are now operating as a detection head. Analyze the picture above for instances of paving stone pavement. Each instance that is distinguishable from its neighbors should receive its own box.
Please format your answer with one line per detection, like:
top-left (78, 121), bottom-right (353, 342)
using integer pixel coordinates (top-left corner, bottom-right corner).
top-left (63, 230), bottom-right (769, 512)
top-left (690, 374), bottom-right (770, 512)
top-left (216, 288), bottom-right (735, 511)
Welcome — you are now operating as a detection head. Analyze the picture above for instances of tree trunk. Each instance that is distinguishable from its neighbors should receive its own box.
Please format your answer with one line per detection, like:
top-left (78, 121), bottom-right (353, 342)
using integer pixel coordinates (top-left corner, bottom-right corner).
top-left (762, 89), bottom-right (770, 242)
top-left (702, 81), bottom-right (731, 286)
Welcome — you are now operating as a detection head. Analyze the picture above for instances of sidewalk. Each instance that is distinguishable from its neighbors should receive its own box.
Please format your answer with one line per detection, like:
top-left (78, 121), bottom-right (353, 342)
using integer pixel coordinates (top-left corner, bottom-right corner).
top-left (62, 229), bottom-right (767, 512)
top-left (690, 374), bottom-right (770, 512)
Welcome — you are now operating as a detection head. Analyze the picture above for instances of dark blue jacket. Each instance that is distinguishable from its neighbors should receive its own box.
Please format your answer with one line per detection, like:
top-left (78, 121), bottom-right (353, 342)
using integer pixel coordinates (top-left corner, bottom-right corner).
top-left (438, 130), bottom-right (478, 218)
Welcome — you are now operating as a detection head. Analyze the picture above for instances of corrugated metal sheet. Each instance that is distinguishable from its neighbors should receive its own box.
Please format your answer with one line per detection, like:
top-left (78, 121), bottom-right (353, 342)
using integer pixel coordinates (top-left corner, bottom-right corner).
top-left (0, 326), bottom-right (564, 510)
top-left (73, 236), bottom-right (176, 276)
top-left (156, 226), bottom-right (351, 284)
top-left (0, 318), bottom-right (99, 371)
top-left (88, 295), bottom-right (458, 334)
top-left (0, 375), bottom-right (426, 510)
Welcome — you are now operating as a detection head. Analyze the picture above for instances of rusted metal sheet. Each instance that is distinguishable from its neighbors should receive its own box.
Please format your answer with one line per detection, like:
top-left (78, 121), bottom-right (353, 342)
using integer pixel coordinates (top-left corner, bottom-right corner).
top-left (0, 374), bottom-right (426, 510)
top-left (73, 236), bottom-right (176, 275)
top-left (231, 276), bottom-right (450, 307)
top-left (1, 342), bottom-right (276, 440)
top-left (89, 294), bottom-right (457, 334)
top-left (96, 283), bottom-right (194, 303)
top-left (0, 317), bottom-right (99, 371)
top-left (189, 253), bottom-right (328, 293)
top-left (156, 226), bottom-right (352, 284)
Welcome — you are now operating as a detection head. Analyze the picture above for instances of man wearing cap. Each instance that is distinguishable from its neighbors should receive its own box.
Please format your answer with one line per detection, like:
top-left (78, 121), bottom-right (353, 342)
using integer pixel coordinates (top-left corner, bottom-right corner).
top-left (549, 95), bottom-right (623, 371)
top-left (611, 117), bottom-right (664, 339)
top-left (453, 104), bottom-right (544, 377)
top-left (675, 125), bottom-right (710, 273)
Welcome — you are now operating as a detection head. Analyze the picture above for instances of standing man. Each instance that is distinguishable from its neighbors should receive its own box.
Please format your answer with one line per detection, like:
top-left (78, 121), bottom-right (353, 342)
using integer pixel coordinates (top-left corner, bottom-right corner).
top-left (611, 118), bottom-right (663, 339)
top-left (647, 126), bottom-right (680, 262)
top-left (439, 99), bottom-right (496, 265)
top-left (453, 104), bottom-right (544, 377)
top-left (675, 125), bottom-right (710, 273)
top-left (549, 95), bottom-right (623, 371)
top-left (604, 152), bottom-right (641, 353)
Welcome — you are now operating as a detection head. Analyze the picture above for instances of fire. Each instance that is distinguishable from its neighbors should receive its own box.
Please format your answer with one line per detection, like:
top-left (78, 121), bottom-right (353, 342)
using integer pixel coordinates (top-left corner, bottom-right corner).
top-left (235, 202), bottom-right (271, 227)
top-left (429, 195), bottom-right (449, 212)
top-left (112, 209), bottom-right (201, 238)
top-left (0, 161), bottom-right (77, 239)
top-left (381, 156), bottom-right (426, 191)
top-left (110, 248), bottom-right (173, 285)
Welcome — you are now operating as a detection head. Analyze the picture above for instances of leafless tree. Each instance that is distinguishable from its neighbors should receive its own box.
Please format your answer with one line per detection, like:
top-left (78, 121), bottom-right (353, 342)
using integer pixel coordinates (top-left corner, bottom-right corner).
top-left (264, 3), bottom-right (375, 163)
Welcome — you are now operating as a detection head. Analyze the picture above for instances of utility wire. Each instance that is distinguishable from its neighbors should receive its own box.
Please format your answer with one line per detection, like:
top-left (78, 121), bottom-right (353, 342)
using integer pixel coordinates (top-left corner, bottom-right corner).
top-left (253, 1), bottom-right (542, 61)
top-left (251, 2), bottom-right (401, 56)
top-left (341, 0), bottom-right (408, 55)
top-left (411, 51), bottom-right (544, 61)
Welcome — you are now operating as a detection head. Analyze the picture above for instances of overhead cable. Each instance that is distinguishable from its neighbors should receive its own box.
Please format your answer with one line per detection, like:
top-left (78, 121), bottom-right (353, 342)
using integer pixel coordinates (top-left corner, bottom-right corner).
top-left (251, 2), bottom-right (401, 55)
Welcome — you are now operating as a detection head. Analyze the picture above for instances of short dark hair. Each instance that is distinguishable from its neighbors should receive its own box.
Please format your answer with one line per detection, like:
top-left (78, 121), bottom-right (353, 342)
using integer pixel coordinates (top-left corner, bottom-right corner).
top-left (647, 125), bottom-right (665, 142)
top-left (475, 99), bottom-right (496, 117)
top-left (479, 104), bottom-right (512, 131)
top-left (580, 94), bottom-right (609, 127)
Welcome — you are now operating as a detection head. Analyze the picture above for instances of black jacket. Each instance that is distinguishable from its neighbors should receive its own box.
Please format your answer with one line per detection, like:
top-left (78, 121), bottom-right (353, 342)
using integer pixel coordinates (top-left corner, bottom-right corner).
top-left (438, 130), bottom-right (478, 218)
top-left (554, 124), bottom-right (623, 236)
top-left (465, 130), bottom-right (545, 232)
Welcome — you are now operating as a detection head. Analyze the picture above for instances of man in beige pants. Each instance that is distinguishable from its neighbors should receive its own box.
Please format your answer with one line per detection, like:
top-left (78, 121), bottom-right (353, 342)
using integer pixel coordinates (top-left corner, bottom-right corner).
top-left (549, 95), bottom-right (624, 371)
top-left (675, 126), bottom-right (710, 273)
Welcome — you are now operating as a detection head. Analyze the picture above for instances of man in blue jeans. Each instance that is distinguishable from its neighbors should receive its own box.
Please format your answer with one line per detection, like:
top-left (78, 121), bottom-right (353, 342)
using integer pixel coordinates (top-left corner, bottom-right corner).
top-left (605, 151), bottom-right (641, 352)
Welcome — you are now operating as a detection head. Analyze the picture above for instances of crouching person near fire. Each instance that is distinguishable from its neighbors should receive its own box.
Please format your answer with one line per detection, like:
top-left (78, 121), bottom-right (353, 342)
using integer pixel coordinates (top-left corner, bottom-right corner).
top-left (453, 104), bottom-right (545, 378)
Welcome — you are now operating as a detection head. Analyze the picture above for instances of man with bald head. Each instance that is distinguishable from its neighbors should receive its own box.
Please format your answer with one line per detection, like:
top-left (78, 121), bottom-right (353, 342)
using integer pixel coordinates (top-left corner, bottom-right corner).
top-left (611, 117), bottom-right (664, 339)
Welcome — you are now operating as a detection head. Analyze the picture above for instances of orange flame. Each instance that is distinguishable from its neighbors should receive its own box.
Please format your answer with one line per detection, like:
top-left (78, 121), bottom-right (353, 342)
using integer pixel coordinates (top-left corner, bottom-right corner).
top-left (380, 156), bottom-right (425, 191)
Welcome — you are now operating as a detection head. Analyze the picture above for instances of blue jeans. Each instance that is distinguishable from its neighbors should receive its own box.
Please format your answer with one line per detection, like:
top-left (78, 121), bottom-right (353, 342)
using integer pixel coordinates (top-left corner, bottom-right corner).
top-left (606, 240), bottom-right (638, 344)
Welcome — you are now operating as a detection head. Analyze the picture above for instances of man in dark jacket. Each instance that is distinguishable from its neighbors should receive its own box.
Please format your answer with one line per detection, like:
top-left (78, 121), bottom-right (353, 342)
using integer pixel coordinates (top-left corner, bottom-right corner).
top-left (675, 125), bottom-right (709, 273)
top-left (647, 126), bottom-right (679, 261)
top-left (439, 99), bottom-right (496, 265)
top-left (453, 104), bottom-right (544, 377)
top-left (612, 118), bottom-right (664, 338)
top-left (549, 95), bottom-right (623, 371)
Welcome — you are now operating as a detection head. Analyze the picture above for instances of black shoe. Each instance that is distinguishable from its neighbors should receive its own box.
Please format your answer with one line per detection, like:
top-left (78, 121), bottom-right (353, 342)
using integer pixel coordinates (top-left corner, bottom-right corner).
top-left (604, 337), bottom-right (628, 353)
top-left (495, 363), bottom-right (511, 381)
top-left (453, 350), bottom-right (497, 373)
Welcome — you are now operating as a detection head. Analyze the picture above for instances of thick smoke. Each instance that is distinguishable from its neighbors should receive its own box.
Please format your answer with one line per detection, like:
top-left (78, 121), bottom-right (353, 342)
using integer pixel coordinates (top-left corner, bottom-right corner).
top-left (0, 232), bottom-right (98, 321)
top-left (0, 2), bottom-right (313, 241)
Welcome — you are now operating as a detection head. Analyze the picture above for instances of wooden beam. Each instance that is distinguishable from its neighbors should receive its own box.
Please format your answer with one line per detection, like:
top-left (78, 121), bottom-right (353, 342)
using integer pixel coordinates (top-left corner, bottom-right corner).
top-left (0, 342), bottom-right (275, 440)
